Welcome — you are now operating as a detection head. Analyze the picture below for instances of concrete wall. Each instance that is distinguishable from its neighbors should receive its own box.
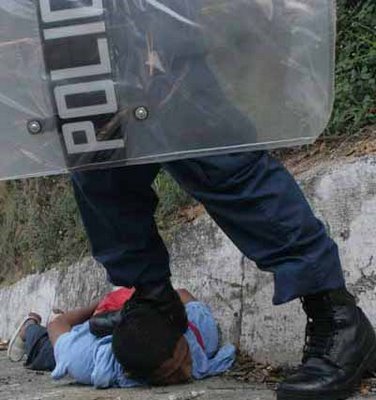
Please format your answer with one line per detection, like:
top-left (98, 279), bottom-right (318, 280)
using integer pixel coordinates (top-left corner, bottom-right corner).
top-left (0, 156), bottom-right (375, 366)
top-left (0, 259), bottom-right (112, 341)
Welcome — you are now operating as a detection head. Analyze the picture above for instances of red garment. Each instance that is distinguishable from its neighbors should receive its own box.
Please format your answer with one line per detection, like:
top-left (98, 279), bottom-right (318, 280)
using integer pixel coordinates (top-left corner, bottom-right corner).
top-left (188, 322), bottom-right (206, 351)
top-left (94, 287), bottom-right (135, 315)
top-left (94, 287), bottom-right (206, 351)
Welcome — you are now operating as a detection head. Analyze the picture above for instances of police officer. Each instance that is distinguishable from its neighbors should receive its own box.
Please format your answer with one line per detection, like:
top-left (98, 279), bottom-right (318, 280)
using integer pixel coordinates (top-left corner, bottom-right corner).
top-left (72, 149), bottom-right (376, 400)
top-left (3, 1), bottom-right (372, 398)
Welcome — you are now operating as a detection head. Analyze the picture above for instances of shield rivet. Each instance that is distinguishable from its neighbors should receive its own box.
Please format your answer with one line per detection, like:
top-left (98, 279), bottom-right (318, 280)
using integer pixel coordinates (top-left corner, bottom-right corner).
top-left (27, 120), bottom-right (43, 135)
top-left (134, 106), bottom-right (149, 121)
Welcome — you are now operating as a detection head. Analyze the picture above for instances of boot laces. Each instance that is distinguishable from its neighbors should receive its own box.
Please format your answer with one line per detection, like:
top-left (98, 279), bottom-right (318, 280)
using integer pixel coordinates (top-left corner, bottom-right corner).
top-left (301, 297), bottom-right (339, 361)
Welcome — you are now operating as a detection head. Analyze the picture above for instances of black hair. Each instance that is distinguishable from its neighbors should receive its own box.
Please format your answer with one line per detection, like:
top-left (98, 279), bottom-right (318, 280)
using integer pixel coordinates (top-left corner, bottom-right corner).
top-left (112, 305), bottom-right (182, 379)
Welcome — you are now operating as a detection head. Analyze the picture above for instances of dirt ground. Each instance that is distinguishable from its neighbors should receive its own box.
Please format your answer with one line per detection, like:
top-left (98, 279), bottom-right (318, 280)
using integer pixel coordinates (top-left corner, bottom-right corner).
top-left (0, 352), bottom-right (276, 400)
top-left (277, 125), bottom-right (376, 175)
top-left (1, 352), bottom-right (376, 400)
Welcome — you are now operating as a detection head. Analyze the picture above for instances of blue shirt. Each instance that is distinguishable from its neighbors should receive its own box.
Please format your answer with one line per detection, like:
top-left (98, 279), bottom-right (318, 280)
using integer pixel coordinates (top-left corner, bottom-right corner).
top-left (51, 301), bottom-right (236, 388)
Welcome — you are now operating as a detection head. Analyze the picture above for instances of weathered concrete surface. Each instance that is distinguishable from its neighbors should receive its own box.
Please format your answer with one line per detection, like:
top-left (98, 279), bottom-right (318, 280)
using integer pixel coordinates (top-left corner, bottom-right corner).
top-left (1, 353), bottom-right (376, 400)
top-left (0, 156), bottom-right (375, 367)
top-left (0, 353), bottom-right (273, 400)
top-left (170, 218), bottom-right (244, 347)
top-left (0, 259), bottom-right (112, 340)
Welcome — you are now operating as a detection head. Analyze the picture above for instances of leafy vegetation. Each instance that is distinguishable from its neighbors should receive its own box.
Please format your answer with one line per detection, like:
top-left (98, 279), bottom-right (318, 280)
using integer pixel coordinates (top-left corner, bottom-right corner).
top-left (0, 178), bottom-right (87, 283)
top-left (0, 173), bottom-right (192, 284)
top-left (327, 0), bottom-right (375, 135)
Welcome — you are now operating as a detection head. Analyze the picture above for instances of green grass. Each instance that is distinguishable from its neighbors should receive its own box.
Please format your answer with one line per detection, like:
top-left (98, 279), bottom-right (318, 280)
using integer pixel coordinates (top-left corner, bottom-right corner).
top-left (0, 0), bottom-right (374, 283)
top-left (154, 171), bottom-right (194, 230)
top-left (0, 174), bottom-right (193, 284)
top-left (326, 0), bottom-right (376, 135)
top-left (0, 178), bottom-right (88, 283)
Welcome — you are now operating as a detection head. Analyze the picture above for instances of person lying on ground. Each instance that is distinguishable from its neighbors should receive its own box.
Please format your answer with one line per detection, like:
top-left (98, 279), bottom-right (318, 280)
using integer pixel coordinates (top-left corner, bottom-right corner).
top-left (7, 288), bottom-right (235, 388)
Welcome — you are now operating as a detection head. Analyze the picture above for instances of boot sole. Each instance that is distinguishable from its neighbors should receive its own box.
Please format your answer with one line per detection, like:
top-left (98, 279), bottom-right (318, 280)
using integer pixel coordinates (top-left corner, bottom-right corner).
top-left (277, 341), bottom-right (376, 400)
top-left (277, 389), bottom-right (354, 400)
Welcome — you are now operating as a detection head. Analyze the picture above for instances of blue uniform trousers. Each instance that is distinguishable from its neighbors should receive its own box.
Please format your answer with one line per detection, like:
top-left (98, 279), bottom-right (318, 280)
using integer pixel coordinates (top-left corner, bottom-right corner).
top-left (72, 151), bottom-right (345, 305)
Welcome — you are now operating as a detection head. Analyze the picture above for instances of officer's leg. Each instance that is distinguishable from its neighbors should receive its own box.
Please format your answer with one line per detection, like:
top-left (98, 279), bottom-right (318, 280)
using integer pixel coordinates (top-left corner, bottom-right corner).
top-left (72, 165), bottom-right (188, 363)
top-left (164, 151), bottom-right (344, 304)
top-left (164, 152), bottom-right (376, 400)
top-left (71, 164), bottom-right (170, 286)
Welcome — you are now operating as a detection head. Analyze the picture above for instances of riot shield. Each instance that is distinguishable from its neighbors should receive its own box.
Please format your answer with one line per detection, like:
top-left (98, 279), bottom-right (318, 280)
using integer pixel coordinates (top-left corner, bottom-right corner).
top-left (0, 0), bottom-right (336, 180)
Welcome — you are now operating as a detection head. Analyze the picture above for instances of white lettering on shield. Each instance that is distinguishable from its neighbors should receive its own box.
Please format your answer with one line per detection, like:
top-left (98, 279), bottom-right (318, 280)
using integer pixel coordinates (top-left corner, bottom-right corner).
top-left (40, 0), bottom-right (125, 154)
top-left (40, 0), bottom-right (104, 23)
top-left (44, 23), bottom-right (111, 81)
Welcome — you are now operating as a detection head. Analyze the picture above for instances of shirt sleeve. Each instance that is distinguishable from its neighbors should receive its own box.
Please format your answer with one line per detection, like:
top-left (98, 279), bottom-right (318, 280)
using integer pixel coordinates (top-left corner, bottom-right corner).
top-left (91, 336), bottom-right (143, 389)
top-left (185, 301), bottom-right (219, 358)
top-left (51, 322), bottom-right (96, 385)
top-left (184, 301), bottom-right (236, 379)
top-left (51, 321), bottom-right (142, 389)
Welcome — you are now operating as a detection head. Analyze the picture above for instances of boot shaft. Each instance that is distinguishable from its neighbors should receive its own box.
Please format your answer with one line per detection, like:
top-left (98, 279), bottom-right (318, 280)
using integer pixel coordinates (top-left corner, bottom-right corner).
top-left (302, 288), bottom-right (356, 318)
top-left (302, 288), bottom-right (355, 363)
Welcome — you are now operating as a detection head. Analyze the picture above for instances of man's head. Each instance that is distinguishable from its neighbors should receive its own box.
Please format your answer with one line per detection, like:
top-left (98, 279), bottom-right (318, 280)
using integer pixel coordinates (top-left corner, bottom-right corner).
top-left (112, 304), bottom-right (192, 385)
top-left (149, 336), bottom-right (192, 385)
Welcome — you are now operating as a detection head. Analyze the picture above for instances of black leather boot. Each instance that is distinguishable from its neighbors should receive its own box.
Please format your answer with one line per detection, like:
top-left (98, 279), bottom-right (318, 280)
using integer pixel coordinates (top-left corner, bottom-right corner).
top-left (125, 279), bottom-right (188, 334)
top-left (89, 310), bottom-right (122, 338)
top-left (277, 288), bottom-right (376, 400)
top-left (90, 279), bottom-right (188, 338)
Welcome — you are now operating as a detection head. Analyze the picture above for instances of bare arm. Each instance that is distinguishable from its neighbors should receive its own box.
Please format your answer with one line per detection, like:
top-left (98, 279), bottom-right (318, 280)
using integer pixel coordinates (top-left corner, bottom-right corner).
top-left (47, 302), bottom-right (99, 347)
top-left (176, 288), bottom-right (196, 304)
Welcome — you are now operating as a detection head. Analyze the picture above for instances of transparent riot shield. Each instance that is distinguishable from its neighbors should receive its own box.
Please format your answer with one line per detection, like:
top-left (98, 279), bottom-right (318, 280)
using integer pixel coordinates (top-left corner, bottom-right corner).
top-left (0, 0), bottom-right (336, 180)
